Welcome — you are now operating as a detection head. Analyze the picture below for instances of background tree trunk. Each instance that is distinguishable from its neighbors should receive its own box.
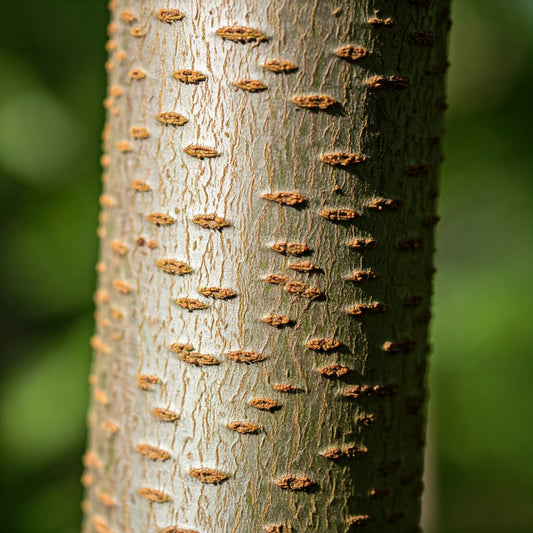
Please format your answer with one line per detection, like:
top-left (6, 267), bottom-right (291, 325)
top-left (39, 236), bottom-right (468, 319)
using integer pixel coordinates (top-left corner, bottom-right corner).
top-left (83, 0), bottom-right (450, 531)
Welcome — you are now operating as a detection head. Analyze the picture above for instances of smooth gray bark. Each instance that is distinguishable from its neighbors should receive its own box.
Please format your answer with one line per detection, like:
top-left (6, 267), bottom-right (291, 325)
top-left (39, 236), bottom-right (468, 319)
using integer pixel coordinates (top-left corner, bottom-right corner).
top-left (83, 1), bottom-right (450, 532)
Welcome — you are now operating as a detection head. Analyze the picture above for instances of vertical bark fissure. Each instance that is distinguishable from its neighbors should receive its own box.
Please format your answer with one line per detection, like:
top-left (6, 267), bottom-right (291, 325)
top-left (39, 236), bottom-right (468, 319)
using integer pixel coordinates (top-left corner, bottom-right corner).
top-left (85, 1), bottom-right (450, 532)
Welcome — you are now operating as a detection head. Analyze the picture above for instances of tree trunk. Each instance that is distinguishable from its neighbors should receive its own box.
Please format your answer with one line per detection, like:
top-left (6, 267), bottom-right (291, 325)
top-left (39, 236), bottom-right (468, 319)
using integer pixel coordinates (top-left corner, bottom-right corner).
top-left (83, 1), bottom-right (450, 532)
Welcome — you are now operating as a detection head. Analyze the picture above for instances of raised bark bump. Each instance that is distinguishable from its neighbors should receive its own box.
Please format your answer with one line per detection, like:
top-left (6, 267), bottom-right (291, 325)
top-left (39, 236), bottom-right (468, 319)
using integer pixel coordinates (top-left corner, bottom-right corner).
top-left (306, 338), bottom-right (340, 352)
top-left (136, 443), bottom-right (171, 461)
top-left (136, 374), bottom-right (161, 391)
top-left (155, 259), bottom-right (192, 274)
top-left (263, 60), bottom-right (298, 73)
top-left (138, 487), bottom-right (171, 503)
top-left (291, 95), bottom-right (338, 109)
top-left (321, 152), bottom-right (366, 167)
top-left (215, 26), bottom-right (268, 43)
top-left (262, 191), bottom-right (307, 206)
top-left (250, 398), bottom-right (281, 412)
top-left (226, 350), bottom-right (265, 364)
top-left (334, 45), bottom-right (370, 61)
top-left (189, 468), bottom-right (229, 484)
top-left (233, 79), bottom-right (268, 92)
top-left (262, 315), bottom-right (292, 328)
top-left (174, 297), bottom-right (209, 311)
top-left (152, 407), bottom-right (179, 422)
top-left (146, 213), bottom-right (175, 226)
top-left (192, 214), bottom-right (230, 230)
top-left (320, 208), bottom-right (360, 221)
top-left (315, 363), bottom-right (352, 378)
top-left (273, 475), bottom-right (316, 491)
top-left (197, 287), bottom-right (236, 299)
top-left (156, 111), bottom-right (188, 126)
top-left (173, 69), bottom-right (207, 83)
top-left (227, 421), bottom-right (261, 434)
top-left (321, 445), bottom-right (367, 461)
top-left (157, 9), bottom-right (185, 23)
top-left (184, 145), bottom-right (220, 159)
top-left (347, 303), bottom-right (387, 316)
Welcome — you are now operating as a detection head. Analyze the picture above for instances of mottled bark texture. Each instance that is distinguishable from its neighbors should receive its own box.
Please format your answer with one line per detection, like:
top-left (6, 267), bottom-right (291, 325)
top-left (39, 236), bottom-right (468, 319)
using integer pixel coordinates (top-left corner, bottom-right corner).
top-left (84, 1), bottom-right (450, 532)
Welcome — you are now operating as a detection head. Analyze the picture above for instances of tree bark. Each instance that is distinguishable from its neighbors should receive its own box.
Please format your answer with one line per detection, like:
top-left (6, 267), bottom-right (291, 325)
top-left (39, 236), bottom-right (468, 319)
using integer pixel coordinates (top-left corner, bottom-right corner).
top-left (83, 1), bottom-right (450, 532)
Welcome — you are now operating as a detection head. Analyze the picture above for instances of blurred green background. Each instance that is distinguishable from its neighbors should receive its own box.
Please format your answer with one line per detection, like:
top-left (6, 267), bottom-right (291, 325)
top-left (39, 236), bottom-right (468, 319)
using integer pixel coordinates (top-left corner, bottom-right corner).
top-left (0, 1), bottom-right (531, 532)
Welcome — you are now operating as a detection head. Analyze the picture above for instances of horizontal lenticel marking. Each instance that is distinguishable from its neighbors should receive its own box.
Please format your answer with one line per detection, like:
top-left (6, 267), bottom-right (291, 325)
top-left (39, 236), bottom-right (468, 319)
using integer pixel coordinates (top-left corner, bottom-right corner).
top-left (192, 214), bottom-right (230, 230)
top-left (138, 487), bottom-right (171, 503)
top-left (315, 363), bottom-right (352, 378)
top-left (173, 69), bottom-right (206, 83)
top-left (189, 468), bottom-right (229, 484)
top-left (226, 350), bottom-right (265, 364)
top-left (184, 145), bottom-right (220, 159)
top-left (136, 443), bottom-right (171, 461)
top-left (291, 95), bottom-right (338, 109)
top-left (157, 9), bottom-right (185, 23)
top-left (320, 208), bottom-right (360, 221)
top-left (250, 398), bottom-right (281, 411)
top-left (262, 315), bottom-right (292, 328)
top-left (174, 297), bottom-right (209, 311)
top-left (274, 475), bottom-right (316, 491)
top-left (233, 79), bottom-right (267, 92)
top-left (306, 338), bottom-right (340, 352)
top-left (367, 75), bottom-right (409, 89)
top-left (322, 445), bottom-right (368, 460)
top-left (262, 191), bottom-right (307, 206)
top-left (321, 152), bottom-right (366, 167)
top-left (146, 213), bottom-right (175, 225)
top-left (155, 259), bottom-right (192, 274)
top-left (216, 26), bottom-right (268, 43)
top-left (198, 287), bottom-right (236, 299)
top-left (227, 421), bottom-right (261, 434)
top-left (342, 384), bottom-right (400, 399)
top-left (347, 303), bottom-right (387, 315)
top-left (157, 112), bottom-right (188, 126)
top-left (264, 59), bottom-right (298, 73)
top-left (334, 45), bottom-right (370, 61)
top-left (152, 407), bottom-right (180, 422)
top-left (136, 374), bottom-right (161, 390)
top-left (270, 242), bottom-right (310, 256)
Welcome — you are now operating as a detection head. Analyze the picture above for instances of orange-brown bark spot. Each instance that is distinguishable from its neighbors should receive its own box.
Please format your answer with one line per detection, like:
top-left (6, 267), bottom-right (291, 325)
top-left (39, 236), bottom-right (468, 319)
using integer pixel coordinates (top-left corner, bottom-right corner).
top-left (110, 239), bottom-right (128, 255)
top-left (93, 289), bottom-right (110, 305)
top-left (291, 95), bottom-right (338, 109)
top-left (369, 488), bottom-right (389, 498)
top-left (382, 339), bottom-right (416, 353)
top-left (161, 528), bottom-right (199, 533)
top-left (322, 445), bottom-right (368, 460)
top-left (90, 335), bottom-right (111, 354)
top-left (398, 237), bottom-right (424, 250)
top-left (262, 191), bottom-right (306, 206)
top-left (357, 414), bottom-right (377, 427)
top-left (289, 261), bottom-right (320, 273)
top-left (316, 363), bottom-right (352, 378)
top-left (343, 384), bottom-right (400, 399)
top-left (264, 526), bottom-right (293, 533)
top-left (348, 515), bottom-right (371, 527)
top-left (99, 193), bottom-right (115, 208)
top-left (137, 443), bottom-right (170, 461)
top-left (189, 468), bottom-right (228, 484)
top-left (321, 152), bottom-right (366, 167)
top-left (131, 179), bottom-right (151, 192)
top-left (81, 472), bottom-right (93, 487)
top-left (306, 338), bottom-right (340, 352)
top-left (250, 398), bottom-right (280, 411)
top-left (334, 45), bottom-right (369, 61)
top-left (216, 26), bottom-right (267, 43)
top-left (83, 450), bottom-right (102, 469)
top-left (130, 27), bottom-right (145, 37)
top-left (407, 164), bottom-right (430, 175)
top-left (129, 69), bottom-right (146, 80)
top-left (184, 145), bottom-right (220, 159)
top-left (347, 238), bottom-right (377, 249)
top-left (192, 214), bottom-right (229, 230)
top-left (146, 213), bottom-right (175, 226)
top-left (107, 22), bottom-right (117, 36)
top-left (157, 111), bottom-right (188, 126)
top-left (100, 420), bottom-right (119, 434)
top-left (169, 342), bottom-right (194, 354)
top-left (130, 126), bottom-right (149, 139)
top-left (120, 11), bottom-right (137, 23)
top-left (116, 141), bottom-right (132, 152)
top-left (176, 350), bottom-right (219, 366)
top-left (265, 274), bottom-right (289, 285)
top-left (197, 287), bottom-right (236, 299)
top-left (228, 421), bottom-right (261, 434)
top-left (368, 198), bottom-right (403, 211)
top-left (103, 96), bottom-right (114, 109)
top-left (272, 383), bottom-right (302, 393)
top-left (262, 315), bottom-right (292, 328)
top-left (367, 75), bottom-right (409, 89)
top-left (173, 69), bottom-right (207, 83)
top-left (113, 279), bottom-right (132, 294)
top-left (274, 476), bottom-right (316, 491)
top-left (92, 516), bottom-right (113, 533)
top-left (109, 85), bottom-right (122, 97)
top-left (174, 298), bottom-right (209, 311)
top-left (227, 350), bottom-right (265, 364)
top-left (100, 155), bottom-right (111, 168)
top-left (411, 31), bottom-right (435, 45)
top-left (270, 242), bottom-right (310, 256)
top-left (94, 389), bottom-right (110, 405)
top-left (152, 407), bottom-right (179, 422)
top-left (284, 281), bottom-right (323, 300)
top-left (403, 295), bottom-right (423, 307)
top-left (157, 9), bottom-right (185, 23)
top-left (156, 259), bottom-right (192, 275)
top-left (233, 79), bottom-right (267, 92)
top-left (110, 306), bottom-right (124, 321)
top-left (320, 208), bottom-right (360, 221)
top-left (98, 491), bottom-right (116, 506)
top-left (136, 374), bottom-right (161, 391)
top-left (348, 270), bottom-right (379, 282)
top-left (368, 17), bottom-right (394, 26)
top-left (115, 51), bottom-right (127, 63)
top-left (264, 59), bottom-right (298, 73)
top-left (348, 303), bottom-right (387, 315)
top-left (138, 487), bottom-right (170, 503)
top-left (88, 374), bottom-right (98, 386)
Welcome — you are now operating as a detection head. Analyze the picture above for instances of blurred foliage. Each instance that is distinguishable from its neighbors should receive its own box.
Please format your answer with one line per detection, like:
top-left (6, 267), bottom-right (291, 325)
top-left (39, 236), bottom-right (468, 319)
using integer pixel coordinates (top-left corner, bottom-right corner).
top-left (0, 1), bottom-right (531, 532)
